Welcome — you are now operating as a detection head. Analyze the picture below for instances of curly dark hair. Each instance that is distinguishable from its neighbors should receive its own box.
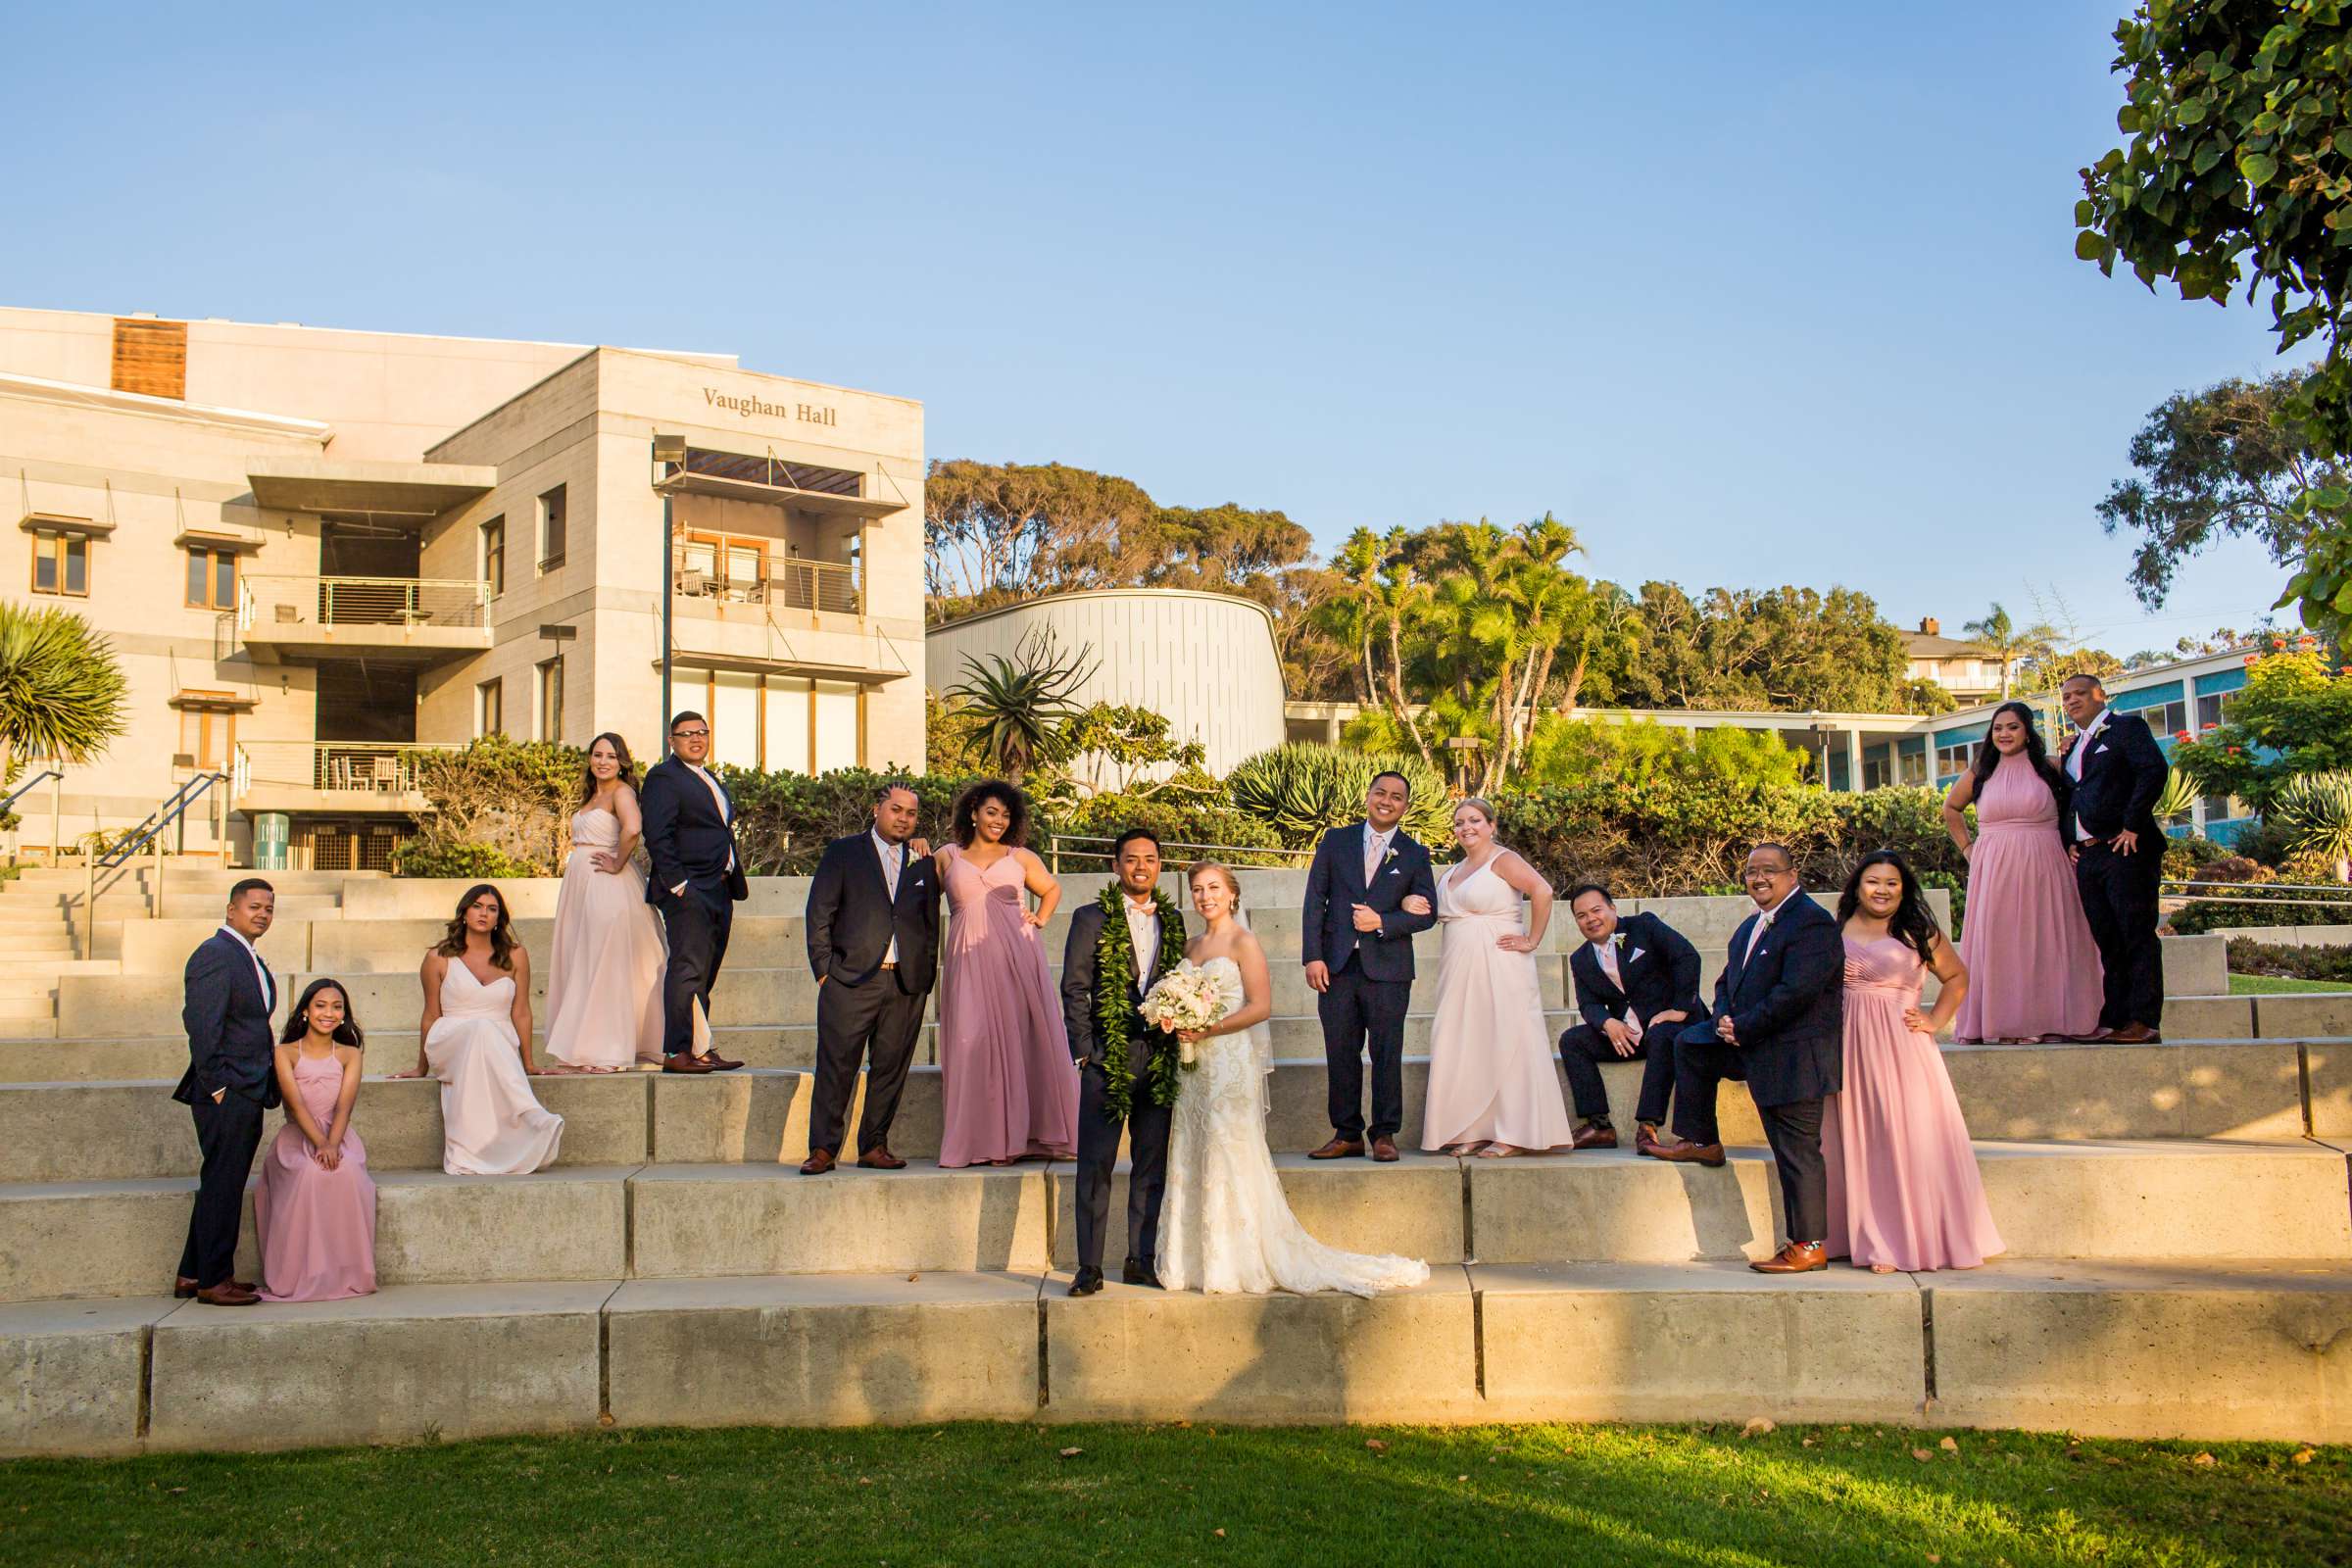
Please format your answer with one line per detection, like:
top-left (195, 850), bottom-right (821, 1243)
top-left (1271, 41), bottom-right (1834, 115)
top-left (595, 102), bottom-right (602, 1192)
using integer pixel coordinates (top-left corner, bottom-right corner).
top-left (577, 731), bottom-right (641, 808)
top-left (435, 883), bottom-right (518, 971)
top-left (278, 977), bottom-right (365, 1049)
top-left (953, 779), bottom-right (1030, 848)
top-left (1836, 849), bottom-right (1943, 967)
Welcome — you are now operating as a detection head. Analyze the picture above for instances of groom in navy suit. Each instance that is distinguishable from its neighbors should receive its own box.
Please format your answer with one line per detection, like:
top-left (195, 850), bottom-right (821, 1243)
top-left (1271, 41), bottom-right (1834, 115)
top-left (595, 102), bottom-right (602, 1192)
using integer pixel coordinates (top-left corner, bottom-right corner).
top-left (1652, 843), bottom-right (1844, 1275)
top-left (172, 878), bottom-right (281, 1305)
top-left (1301, 771), bottom-right (1438, 1162)
top-left (2059, 672), bottom-right (2172, 1043)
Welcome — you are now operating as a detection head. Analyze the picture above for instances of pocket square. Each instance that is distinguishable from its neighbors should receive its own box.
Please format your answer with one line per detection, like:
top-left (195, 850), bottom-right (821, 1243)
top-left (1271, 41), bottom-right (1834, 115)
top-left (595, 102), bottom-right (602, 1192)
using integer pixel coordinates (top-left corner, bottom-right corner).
top-left (1626, 947), bottom-right (1645, 963)
top-left (2094, 743), bottom-right (2110, 754)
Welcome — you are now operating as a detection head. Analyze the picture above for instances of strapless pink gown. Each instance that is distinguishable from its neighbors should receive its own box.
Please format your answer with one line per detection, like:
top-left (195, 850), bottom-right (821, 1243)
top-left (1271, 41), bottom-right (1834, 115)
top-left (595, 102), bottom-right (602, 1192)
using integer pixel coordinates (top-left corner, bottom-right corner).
top-left (545, 807), bottom-right (706, 1068)
top-left (1956, 754), bottom-right (2103, 1043)
top-left (1824, 935), bottom-right (2004, 1272)
top-left (254, 1051), bottom-right (376, 1301)
top-left (936, 846), bottom-right (1077, 1167)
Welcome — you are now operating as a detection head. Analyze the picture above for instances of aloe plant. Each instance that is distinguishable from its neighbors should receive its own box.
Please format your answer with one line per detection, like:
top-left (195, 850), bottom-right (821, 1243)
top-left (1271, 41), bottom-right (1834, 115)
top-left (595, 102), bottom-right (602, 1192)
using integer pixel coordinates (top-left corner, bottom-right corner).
top-left (1223, 744), bottom-right (1448, 848)
top-left (2276, 770), bottom-right (2352, 881)
top-left (2155, 764), bottom-right (2198, 826)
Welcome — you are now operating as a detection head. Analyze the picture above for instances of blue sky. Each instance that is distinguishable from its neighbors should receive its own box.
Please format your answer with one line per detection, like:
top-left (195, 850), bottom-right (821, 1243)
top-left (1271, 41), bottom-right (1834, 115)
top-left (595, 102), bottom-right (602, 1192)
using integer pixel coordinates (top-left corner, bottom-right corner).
top-left (1, 3), bottom-right (2298, 656)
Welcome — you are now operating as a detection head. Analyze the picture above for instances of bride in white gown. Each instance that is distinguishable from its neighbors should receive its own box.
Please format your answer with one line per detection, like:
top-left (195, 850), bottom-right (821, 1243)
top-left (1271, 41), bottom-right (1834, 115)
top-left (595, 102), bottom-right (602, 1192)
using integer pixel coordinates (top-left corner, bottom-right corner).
top-left (1156, 862), bottom-right (1429, 1298)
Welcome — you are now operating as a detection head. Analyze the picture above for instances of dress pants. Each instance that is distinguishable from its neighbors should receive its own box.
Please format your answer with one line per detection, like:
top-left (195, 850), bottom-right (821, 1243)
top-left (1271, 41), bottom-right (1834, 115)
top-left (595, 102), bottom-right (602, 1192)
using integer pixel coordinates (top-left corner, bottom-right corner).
top-left (1670, 1023), bottom-right (1828, 1245)
top-left (808, 971), bottom-right (927, 1156)
top-left (657, 885), bottom-right (733, 1057)
top-left (1558, 1023), bottom-right (1675, 1127)
top-left (1319, 959), bottom-right (1411, 1142)
top-left (176, 1090), bottom-right (265, 1289)
top-left (1074, 1057), bottom-right (1174, 1271)
top-left (2074, 840), bottom-right (2165, 1031)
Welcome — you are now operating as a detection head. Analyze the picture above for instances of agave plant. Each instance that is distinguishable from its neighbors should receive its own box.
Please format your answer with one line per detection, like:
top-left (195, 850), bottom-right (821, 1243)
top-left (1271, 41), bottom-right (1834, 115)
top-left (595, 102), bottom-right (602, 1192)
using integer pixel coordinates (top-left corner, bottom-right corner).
top-left (2275, 769), bottom-right (2352, 881)
top-left (0, 603), bottom-right (127, 785)
top-left (2155, 764), bottom-right (2198, 826)
top-left (942, 629), bottom-right (1097, 781)
top-left (1223, 744), bottom-right (1448, 849)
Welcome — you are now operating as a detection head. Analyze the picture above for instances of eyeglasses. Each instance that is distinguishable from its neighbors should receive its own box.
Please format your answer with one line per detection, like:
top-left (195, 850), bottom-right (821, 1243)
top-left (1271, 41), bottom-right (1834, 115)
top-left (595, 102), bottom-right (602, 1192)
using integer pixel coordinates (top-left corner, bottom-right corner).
top-left (671, 728), bottom-right (709, 740)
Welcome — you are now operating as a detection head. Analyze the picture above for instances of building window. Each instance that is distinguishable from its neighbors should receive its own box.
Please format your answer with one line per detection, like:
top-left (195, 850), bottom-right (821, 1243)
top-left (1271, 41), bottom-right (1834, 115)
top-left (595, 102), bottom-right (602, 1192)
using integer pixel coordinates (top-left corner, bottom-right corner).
top-left (185, 546), bottom-right (238, 611)
top-left (1935, 741), bottom-right (1976, 778)
top-left (537, 486), bottom-right (566, 574)
top-left (176, 704), bottom-right (233, 770)
top-left (2195, 689), bottom-right (2237, 732)
top-left (481, 516), bottom-right (506, 599)
top-left (2124, 697), bottom-right (2189, 740)
top-left (477, 678), bottom-right (504, 738)
top-left (28, 531), bottom-right (88, 597)
top-left (536, 658), bottom-right (563, 743)
top-left (1898, 750), bottom-right (1928, 786)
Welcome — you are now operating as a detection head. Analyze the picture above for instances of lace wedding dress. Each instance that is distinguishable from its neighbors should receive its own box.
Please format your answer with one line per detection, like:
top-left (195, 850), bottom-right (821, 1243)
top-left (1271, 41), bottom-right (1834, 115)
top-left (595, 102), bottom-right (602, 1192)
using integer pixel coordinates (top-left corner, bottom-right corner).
top-left (1156, 956), bottom-right (1430, 1297)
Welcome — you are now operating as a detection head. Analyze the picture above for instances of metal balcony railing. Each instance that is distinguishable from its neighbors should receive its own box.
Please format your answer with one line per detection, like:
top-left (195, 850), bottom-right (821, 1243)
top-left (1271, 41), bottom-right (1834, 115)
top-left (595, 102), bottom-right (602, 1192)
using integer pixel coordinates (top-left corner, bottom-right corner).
top-left (238, 575), bottom-right (492, 631)
top-left (671, 551), bottom-right (861, 616)
top-left (233, 741), bottom-right (463, 796)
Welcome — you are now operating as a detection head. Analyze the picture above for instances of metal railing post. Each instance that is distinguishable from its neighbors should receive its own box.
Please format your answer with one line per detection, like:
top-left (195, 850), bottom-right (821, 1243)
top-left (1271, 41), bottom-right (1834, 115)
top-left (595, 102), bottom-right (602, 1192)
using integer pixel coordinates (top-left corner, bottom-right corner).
top-left (152, 827), bottom-right (164, 921)
top-left (48, 769), bottom-right (60, 864)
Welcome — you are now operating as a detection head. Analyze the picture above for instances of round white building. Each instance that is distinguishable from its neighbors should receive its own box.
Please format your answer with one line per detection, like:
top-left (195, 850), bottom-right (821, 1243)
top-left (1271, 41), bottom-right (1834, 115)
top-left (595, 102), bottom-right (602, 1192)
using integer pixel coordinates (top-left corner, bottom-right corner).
top-left (927, 588), bottom-right (1286, 784)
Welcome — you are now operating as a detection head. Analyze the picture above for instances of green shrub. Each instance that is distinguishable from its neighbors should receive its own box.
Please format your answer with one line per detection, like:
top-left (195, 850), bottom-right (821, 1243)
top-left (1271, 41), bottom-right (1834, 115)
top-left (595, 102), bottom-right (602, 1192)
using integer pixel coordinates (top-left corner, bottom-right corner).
top-left (389, 839), bottom-right (545, 879)
top-left (2162, 833), bottom-right (2231, 880)
top-left (723, 768), bottom-right (982, 875)
top-left (1043, 789), bottom-right (1286, 870)
top-left (2224, 938), bottom-right (2352, 982)
top-left (1817, 788), bottom-right (1968, 886)
top-left (402, 736), bottom-right (583, 874)
top-left (2168, 890), bottom-right (2351, 933)
top-left (1224, 745), bottom-right (1448, 848)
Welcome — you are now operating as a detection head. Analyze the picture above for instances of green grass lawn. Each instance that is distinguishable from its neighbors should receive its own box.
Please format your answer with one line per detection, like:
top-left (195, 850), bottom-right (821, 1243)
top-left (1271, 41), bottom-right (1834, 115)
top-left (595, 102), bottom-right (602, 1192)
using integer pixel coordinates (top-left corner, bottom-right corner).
top-left (2227, 972), bottom-right (2349, 994)
top-left (0, 1422), bottom-right (2341, 1567)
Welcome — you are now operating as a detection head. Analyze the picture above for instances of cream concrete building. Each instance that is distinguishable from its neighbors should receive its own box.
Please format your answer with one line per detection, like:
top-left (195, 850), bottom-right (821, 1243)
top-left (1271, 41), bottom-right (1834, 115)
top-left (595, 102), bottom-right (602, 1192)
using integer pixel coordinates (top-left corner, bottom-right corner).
top-left (0, 308), bottom-right (923, 869)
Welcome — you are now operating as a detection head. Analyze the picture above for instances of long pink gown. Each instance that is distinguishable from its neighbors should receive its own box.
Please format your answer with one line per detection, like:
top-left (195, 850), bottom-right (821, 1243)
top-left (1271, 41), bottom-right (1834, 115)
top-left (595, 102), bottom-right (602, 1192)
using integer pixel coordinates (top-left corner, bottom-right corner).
top-left (1956, 753), bottom-right (2104, 1043)
top-left (544, 807), bottom-right (708, 1068)
top-left (1824, 934), bottom-right (2005, 1272)
top-left (935, 846), bottom-right (1077, 1167)
top-left (254, 1051), bottom-right (376, 1301)
top-left (1420, 856), bottom-right (1574, 1152)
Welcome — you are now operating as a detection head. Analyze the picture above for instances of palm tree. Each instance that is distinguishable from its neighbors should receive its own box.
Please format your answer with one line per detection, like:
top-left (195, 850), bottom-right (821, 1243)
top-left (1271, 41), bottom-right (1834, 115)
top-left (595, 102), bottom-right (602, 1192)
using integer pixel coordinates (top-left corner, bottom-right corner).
top-left (942, 628), bottom-right (1096, 781)
top-left (0, 604), bottom-right (127, 787)
top-left (1962, 603), bottom-right (2059, 699)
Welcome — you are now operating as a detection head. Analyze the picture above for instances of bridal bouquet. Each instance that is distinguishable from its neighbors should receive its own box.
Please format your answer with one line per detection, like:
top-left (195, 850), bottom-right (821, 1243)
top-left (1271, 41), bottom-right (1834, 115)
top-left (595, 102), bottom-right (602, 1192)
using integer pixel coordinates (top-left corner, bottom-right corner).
top-left (1139, 959), bottom-right (1242, 1069)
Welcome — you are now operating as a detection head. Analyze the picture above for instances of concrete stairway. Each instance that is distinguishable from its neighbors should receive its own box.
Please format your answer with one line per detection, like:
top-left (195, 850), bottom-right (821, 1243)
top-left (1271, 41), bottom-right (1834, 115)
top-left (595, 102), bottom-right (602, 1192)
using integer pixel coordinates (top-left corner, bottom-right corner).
top-left (1, 868), bottom-right (2348, 1454)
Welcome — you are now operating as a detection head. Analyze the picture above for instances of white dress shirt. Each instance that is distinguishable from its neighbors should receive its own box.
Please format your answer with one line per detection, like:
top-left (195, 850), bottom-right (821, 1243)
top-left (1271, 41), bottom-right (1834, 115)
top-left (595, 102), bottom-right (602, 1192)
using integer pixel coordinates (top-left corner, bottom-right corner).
top-left (2066, 707), bottom-right (2109, 841)
top-left (668, 760), bottom-right (736, 894)
top-left (1122, 894), bottom-right (1161, 984)
top-left (1743, 887), bottom-right (1798, 964)
top-left (872, 828), bottom-right (908, 964)
top-left (219, 924), bottom-right (272, 1010)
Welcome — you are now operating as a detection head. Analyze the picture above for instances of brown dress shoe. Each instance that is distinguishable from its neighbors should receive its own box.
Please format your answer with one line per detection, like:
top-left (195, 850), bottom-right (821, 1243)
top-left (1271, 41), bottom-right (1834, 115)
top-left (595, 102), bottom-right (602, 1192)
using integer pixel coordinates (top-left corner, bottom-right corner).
top-left (1633, 1123), bottom-right (1666, 1156)
top-left (1308, 1137), bottom-right (1365, 1159)
top-left (857, 1147), bottom-right (906, 1170)
top-left (662, 1054), bottom-right (718, 1074)
top-left (1748, 1240), bottom-right (1828, 1274)
top-left (697, 1051), bottom-right (745, 1070)
top-left (175, 1276), bottom-right (256, 1298)
top-left (1571, 1121), bottom-right (1619, 1151)
top-left (799, 1148), bottom-right (837, 1175)
top-left (2107, 1023), bottom-right (2162, 1044)
top-left (1648, 1138), bottom-right (1726, 1167)
top-left (195, 1282), bottom-right (261, 1305)
top-left (1369, 1136), bottom-right (1399, 1162)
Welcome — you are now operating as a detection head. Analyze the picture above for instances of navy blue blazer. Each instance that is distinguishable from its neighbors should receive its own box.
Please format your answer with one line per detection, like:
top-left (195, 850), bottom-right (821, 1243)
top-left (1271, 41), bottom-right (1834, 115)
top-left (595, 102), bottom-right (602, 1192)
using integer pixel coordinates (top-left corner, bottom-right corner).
top-left (804, 832), bottom-right (940, 993)
top-left (641, 756), bottom-right (751, 906)
top-left (1570, 910), bottom-right (1705, 1034)
top-left (1300, 823), bottom-right (1438, 984)
top-left (172, 931), bottom-right (281, 1108)
top-left (2061, 709), bottom-right (2170, 845)
top-left (1708, 891), bottom-right (1843, 1108)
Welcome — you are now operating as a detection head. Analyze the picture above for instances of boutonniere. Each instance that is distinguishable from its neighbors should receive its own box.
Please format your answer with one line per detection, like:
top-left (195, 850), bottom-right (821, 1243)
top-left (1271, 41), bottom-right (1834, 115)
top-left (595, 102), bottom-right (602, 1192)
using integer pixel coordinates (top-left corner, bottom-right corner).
top-left (1383, 846), bottom-right (1399, 869)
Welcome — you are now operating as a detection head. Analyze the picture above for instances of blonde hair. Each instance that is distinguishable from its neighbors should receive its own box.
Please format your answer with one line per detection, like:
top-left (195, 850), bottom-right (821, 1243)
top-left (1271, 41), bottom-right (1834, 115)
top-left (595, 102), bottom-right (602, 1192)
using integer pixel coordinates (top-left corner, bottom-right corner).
top-left (1452, 796), bottom-right (1496, 825)
top-left (1189, 860), bottom-right (1243, 908)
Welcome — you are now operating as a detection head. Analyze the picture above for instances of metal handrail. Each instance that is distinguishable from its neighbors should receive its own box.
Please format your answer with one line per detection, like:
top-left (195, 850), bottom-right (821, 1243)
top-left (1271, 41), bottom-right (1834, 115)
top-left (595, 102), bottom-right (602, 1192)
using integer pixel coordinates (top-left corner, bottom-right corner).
top-left (79, 772), bottom-right (228, 954)
top-left (0, 769), bottom-right (62, 816)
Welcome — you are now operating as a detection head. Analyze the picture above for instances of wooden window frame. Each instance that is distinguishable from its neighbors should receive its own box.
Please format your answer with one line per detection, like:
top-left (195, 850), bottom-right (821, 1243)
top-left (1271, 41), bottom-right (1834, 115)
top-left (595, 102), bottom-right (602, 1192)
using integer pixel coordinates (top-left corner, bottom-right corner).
top-left (477, 677), bottom-right (505, 738)
top-left (185, 545), bottom-right (238, 611)
top-left (28, 530), bottom-right (88, 598)
top-left (537, 486), bottom-right (567, 575)
top-left (536, 657), bottom-right (563, 744)
top-left (481, 516), bottom-right (506, 599)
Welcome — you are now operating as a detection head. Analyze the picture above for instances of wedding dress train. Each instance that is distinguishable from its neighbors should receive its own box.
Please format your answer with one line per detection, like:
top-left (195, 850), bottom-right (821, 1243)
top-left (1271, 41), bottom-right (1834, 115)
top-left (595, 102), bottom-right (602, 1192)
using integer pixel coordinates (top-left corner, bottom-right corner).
top-left (1157, 956), bottom-right (1429, 1297)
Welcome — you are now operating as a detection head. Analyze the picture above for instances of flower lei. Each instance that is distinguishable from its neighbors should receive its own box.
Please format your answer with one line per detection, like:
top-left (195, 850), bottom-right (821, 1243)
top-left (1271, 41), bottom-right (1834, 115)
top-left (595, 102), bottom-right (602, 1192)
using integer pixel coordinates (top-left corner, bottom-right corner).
top-left (1093, 883), bottom-right (1190, 1120)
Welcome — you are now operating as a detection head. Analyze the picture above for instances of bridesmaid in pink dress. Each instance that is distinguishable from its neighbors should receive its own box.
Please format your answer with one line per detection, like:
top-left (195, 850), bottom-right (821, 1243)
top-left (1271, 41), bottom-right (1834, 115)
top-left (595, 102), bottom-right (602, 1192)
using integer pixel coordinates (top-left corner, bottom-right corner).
top-left (934, 781), bottom-right (1078, 1167)
top-left (1825, 852), bottom-right (2005, 1273)
top-left (543, 733), bottom-right (721, 1072)
top-left (255, 979), bottom-right (376, 1301)
top-left (1941, 702), bottom-right (2103, 1043)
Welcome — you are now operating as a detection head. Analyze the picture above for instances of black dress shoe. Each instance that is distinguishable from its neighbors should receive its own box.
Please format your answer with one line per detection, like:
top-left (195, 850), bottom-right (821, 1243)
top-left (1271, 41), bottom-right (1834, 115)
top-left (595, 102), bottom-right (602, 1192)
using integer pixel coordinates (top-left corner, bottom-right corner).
top-left (1069, 1266), bottom-right (1104, 1297)
top-left (1121, 1257), bottom-right (1161, 1289)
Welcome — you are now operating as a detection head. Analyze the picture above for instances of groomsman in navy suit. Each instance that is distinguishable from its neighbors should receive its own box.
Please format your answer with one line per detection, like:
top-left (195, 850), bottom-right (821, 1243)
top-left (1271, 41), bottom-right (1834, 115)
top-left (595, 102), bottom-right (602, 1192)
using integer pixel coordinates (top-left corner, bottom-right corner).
top-left (641, 710), bottom-right (748, 1074)
top-left (1557, 884), bottom-right (1705, 1153)
top-left (2058, 672), bottom-right (2172, 1043)
top-left (1301, 771), bottom-right (1438, 1162)
top-left (1651, 843), bottom-right (1844, 1275)
top-left (171, 879), bottom-right (280, 1305)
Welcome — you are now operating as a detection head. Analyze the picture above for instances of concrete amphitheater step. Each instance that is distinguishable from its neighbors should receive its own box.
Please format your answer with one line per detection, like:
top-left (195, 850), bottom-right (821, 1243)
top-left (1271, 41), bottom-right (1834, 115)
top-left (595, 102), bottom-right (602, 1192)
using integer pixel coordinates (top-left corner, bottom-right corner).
top-left (4, 1142), bottom-right (2344, 1305)
top-left (7, 1258), bottom-right (2348, 1455)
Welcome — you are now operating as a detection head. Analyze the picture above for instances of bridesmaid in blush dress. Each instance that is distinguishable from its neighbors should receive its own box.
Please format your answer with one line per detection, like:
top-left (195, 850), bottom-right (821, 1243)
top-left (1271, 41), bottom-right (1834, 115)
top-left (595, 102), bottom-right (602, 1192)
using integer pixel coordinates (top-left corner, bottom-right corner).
top-left (393, 884), bottom-right (565, 1175)
top-left (934, 781), bottom-right (1078, 1168)
top-left (255, 979), bottom-right (375, 1301)
top-left (1941, 702), bottom-right (2103, 1044)
top-left (1824, 851), bottom-right (2004, 1273)
top-left (544, 733), bottom-right (721, 1072)
top-left (1419, 798), bottom-right (1575, 1158)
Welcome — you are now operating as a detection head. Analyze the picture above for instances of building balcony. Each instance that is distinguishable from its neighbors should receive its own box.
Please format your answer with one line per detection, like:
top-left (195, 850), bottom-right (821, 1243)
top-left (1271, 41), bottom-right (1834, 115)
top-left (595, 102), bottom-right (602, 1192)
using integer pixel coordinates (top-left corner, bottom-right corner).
top-left (231, 741), bottom-right (462, 815)
top-left (238, 576), bottom-right (493, 665)
top-left (666, 555), bottom-right (910, 682)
